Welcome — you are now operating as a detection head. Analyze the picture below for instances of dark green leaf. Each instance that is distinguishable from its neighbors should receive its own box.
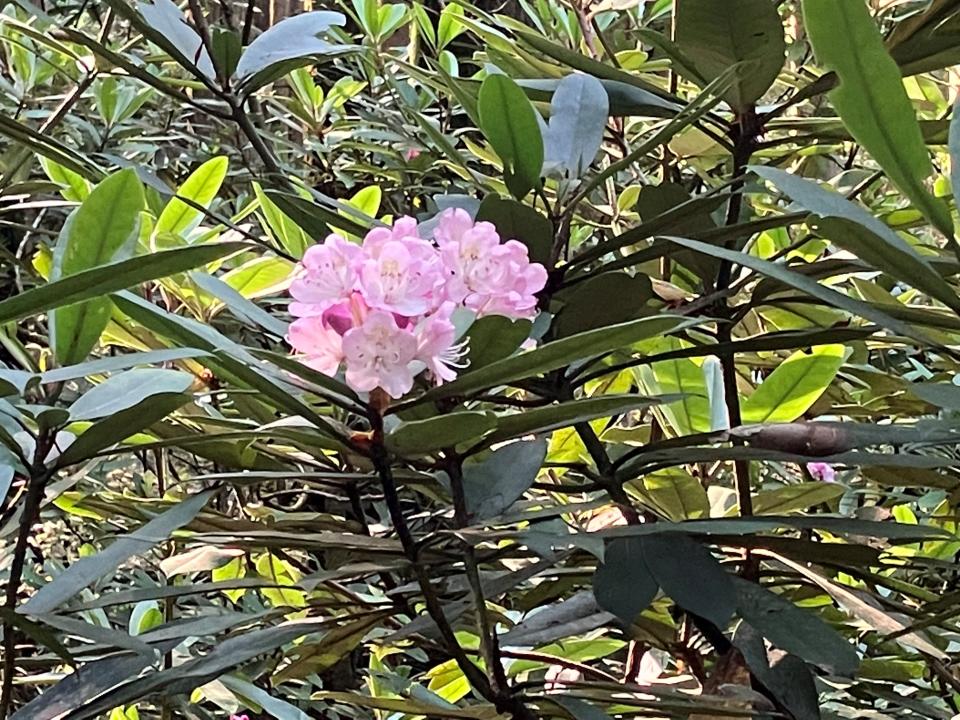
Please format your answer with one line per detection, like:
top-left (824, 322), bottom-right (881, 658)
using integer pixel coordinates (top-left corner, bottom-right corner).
top-left (478, 74), bottom-right (544, 199)
top-left (68, 368), bottom-right (194, 420)
top-left (733, 577), bottom-right (858, 676)
top-left (555, 271), bottom-right (653, 337)
top-left (733, 623), bottom-right (820, 720)
top-left (676, 0), bottom-right (785, 111)
top-left (21, 490), bottom-right (215, 615)
top-left (421, 315), bottom-right (700, 401)
top-left (476, 195), bottom-right (552, 266)
top-left (463, 437), bottom-right (546, 520)
top-left (387, 411), bottom-right (496, 455)
top-left (0, 243), bottom-right (247, 325)
top-left (592, 537), bottom-right (659, 624)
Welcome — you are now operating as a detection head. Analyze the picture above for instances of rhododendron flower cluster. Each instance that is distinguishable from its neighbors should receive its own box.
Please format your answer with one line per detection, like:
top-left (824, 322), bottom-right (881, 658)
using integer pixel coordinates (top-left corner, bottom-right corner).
top-left (287, 209), bottom-right (547, 398)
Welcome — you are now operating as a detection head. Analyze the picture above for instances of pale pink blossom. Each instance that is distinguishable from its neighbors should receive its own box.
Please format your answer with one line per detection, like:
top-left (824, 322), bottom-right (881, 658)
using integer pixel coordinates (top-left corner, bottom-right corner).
top-left (404, 148), bottom-right (420, 161)
top-left (360, 237), bottom-right (442, 316)
top-left (414, 302), bottom-right (467, 384)
top-left (807, 462), bottom-right (836, 482)
top-left (342, 310), bottom-right (418, 398)
top-left (287, 315), bottom-right (345, 375)
top-left (435, 209), bottom-right (546, 317)
top-left (230, 715), bottom-right (249, 720)
top-left (289, 234), bottom-right (362, 315)
top-left (286, 210), bottom-right (546, 398)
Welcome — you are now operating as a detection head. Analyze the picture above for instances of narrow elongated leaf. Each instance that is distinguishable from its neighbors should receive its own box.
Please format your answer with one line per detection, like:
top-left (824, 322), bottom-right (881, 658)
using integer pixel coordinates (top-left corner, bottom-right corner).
top-left (0, 243), bottom-right (247, 325)
top-left (486, 394), bottom-right (668, 445)
top-left (676, 0), bottom-right (785, 110)
top-left (802, 0), bottom-right (952, 238)
top-left (40, 348), bottom-right (208, 384)
top-left (752, 482), bottom-right (845, 515)
top-left (593, 537), bottom-right (659, 624)
top-left (752, 166), bottom-right (960, 312)
top-left (421, 315), bottom-right (700, 400)
top-left (733, 578), bottom-right (859, 675)
top-left (51, 169), bottom-right (144, 366)
top-left (640, 534), bottom-right (736, 627)
top-left (734, 623), bottom-right (820, 720)
top-left (387, 412), bottom-right (496, 455)
top-left (155, 156), bottom-right (228, 238)
top-left (665, 237), bottom-right (940, 348)
top-left (478, 74), bottom-right (544, 199)
top-left (951, 99), bottom-right (960, 217)
top-left (21, 490), bottom-right (215, 615)
top-left (69, 368), bottom-right (194, 420)
top-left (741, 344), bottom-right (845, 423)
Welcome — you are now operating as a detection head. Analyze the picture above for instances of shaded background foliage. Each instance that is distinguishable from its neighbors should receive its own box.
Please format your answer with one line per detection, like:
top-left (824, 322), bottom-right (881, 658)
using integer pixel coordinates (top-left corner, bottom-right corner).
top-left (2, 0), bottom-right (960, 719)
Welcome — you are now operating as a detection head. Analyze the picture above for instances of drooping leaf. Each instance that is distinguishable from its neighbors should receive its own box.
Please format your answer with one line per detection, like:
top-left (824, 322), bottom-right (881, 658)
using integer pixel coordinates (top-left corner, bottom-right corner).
top-left (0, 243), bottom-right (247, 325)
top-left (639, 534), bottom-right (736, 627)
top-left (802, 0), bottom-right (953, 238)
top-left (462, 438), bottom-right (546, 520)
top-left (733, 577), bottom-right (859, 676)
top-left (593, 537), bottom-right (659, 624)
top-left (386, 412), bottom-right (496, 455)
top-left (541, 72), bottom-right (609, 179)
top-left (752, 166), bottom-right (960, 313)
top-left (68, 368), bottom-right (194, 421)
top-left (235, 12), bottom-right (351, 91)
top-left (20, 490), bottom-right (215, 615)
top-left (675, 0), bottom-right (785, 111)
top-left (421, 315), bottom-right (700, 401)
top-left (478, 74), bottom-right (544, 199)
top-left (135, 0), bottom-right (215, 78)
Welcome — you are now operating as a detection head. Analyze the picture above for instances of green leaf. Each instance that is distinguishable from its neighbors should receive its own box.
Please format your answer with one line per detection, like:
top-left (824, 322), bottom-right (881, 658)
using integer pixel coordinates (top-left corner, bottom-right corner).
top-left (751, 166), bottom-right (960, 313)
top-left (155, 156), bottom-right (228, 239)
top-left (910, 382), bottom-right (960, 409)
top-left (20, 490), bottom-right (215, 615)
top-left (421, 315), bottom-right (700, 401)
top-left (541, 72), bottom-right (608, 179)
top-left (555, 271), bottom-right (653, 337)
top-left (386, 412), bottom-right (496, 455)
top-left (665, 236), bottom-right (942, 349)
top-left (463, 315), bottom-right (532, 369)
top-left (802, 0), bottom-right (953, 238)
top-left (51, 169), bottom-right (144, 366)
top-left (752, 482), bottom-right (845, 515)
top-left (741, 344), bottom-right (846, 423)
top-left (734, 623), bottom-right (820, 720)
top-left (640, 534), bottom-right (736, 627)
top-left (68, 368), bottom-right (194, 421)
top-left (676, 0), bottom-right (785, 111)
top-left (57, 393), bottom-right (192, 465)
top-left (475, 195), bottom-right (553, 266)
top-left (487, 394), bottom-right (668, 446)
top-left (234, 12), bottom-right (352, 92)
top-left (0, 243), bottom-right (247, 325)
top-left (463, 438), bottom-right (546, 520)
top-left (478, 74), bottom-right (544, 199)
top-left (733, 577), bottom-right (859, 676)
top-left (248, 186), bottom-right (310, 258)
top-left (593, 537), bottom-right (659, 624)
top-left (950, 99), bottom-right (960, 221)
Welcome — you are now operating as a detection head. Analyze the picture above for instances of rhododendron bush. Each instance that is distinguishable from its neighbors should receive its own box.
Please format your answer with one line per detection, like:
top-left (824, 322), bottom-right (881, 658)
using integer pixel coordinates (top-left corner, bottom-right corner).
top-left (3, 0), bottom-right (960, 719)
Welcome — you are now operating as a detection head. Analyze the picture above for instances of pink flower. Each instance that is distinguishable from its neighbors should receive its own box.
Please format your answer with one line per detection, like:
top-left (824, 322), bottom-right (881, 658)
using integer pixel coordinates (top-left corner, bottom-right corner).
top-left (342, 310), bottom-right (418, 398)
top-left (287, 314), bottom-right (345, 375)
top-left (435, 209), bottom-right (546, 318)
top-left (807, 462), bottom-right (836, 482)
top-left (230, 715), bottom-right (249, 720)
top-left (360, 237), bottom-right (442, 316)
top-left (289, 234), bottom-right (362, 315)
top-left (414, 302), bottom-right (467, 384)
top-left (404, 148), bottom-right (420, 161)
